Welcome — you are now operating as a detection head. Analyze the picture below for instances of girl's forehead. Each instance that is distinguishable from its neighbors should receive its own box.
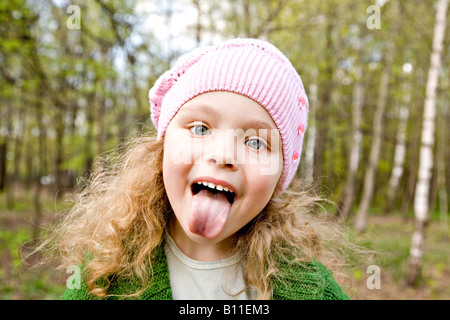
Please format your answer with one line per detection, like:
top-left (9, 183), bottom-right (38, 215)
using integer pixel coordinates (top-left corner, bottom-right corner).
top-left (178, 91), bottom-right (278, 130)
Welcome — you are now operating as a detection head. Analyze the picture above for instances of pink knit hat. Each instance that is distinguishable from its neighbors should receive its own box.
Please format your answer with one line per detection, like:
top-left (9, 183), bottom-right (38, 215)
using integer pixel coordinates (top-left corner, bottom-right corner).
top-left (149, 38), bottom-right (309, 191)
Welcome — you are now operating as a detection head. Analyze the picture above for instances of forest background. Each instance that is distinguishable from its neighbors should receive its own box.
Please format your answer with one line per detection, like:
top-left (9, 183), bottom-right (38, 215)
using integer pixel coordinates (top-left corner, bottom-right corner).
top-left (0, 0), bottom-right (449, 300)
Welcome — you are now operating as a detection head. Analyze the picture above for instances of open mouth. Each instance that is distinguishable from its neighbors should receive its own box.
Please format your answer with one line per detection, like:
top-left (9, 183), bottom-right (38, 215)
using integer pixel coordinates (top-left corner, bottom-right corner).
top-left (192, 181), bottom-right (236, 205)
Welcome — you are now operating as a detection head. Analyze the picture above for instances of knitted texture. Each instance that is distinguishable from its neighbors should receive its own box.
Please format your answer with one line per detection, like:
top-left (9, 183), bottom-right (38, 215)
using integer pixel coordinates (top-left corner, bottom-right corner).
top-left (61, 244), bottom-right (173, 300)
top-left (61, 244), bottom-right (348, 300)
top-left (148, 38), bottom-right (309, 191)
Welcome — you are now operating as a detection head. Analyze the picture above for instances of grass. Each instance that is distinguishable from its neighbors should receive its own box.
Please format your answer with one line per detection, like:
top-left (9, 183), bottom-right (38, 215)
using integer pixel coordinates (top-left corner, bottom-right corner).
top-left (0, 191), bottom-right (69, 300)
top-left (0, 227), bottom-right (66, 299)
top-left (0, 190), bottom-right (449, 300)
top-left (347, 215), bottom-right (450, 300)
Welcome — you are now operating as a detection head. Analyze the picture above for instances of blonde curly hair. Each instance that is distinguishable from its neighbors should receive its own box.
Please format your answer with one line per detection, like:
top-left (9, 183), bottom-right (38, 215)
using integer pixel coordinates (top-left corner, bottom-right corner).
top-left (41, 133), bottom-right (356, 299)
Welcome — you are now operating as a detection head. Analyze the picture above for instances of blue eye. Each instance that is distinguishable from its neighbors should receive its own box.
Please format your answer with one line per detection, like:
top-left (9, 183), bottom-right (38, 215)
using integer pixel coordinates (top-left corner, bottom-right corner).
top-left (190, 125), bottom-right (209, 136)
top-left (246, 139), bottom-right (263, 150)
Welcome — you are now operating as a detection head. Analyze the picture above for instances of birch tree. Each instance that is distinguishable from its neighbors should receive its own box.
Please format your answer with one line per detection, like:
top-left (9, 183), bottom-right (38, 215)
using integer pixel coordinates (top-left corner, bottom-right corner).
top-left (384, 84), bottom-right (410, 214)
top-left (338, 65), bottom-right (365, 221)
top-left (407, 0), bottom-right (448, 286)
top-left (355, 0), bottom-right (399, 233)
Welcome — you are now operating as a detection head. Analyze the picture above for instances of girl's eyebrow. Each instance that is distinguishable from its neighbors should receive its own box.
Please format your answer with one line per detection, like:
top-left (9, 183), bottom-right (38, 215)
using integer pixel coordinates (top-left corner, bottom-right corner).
top-left (178, 104), bottom-right (218, 117)
top-left (242, 119), bottom-right (276, 131)
top-left (179, 103), bottom-right (277, 130)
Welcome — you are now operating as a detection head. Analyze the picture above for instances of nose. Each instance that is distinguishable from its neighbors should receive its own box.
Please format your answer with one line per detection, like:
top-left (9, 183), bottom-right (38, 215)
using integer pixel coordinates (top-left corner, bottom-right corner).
top-left (208, 157), bottom-right (236, 170)
top-left (205, 131), bottom-right (237, 170)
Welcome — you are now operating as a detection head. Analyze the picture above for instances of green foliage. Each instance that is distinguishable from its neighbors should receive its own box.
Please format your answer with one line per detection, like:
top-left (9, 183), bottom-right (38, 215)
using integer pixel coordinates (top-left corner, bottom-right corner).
top-left (0, 231), bottom-right (66, 299)
top-left (0, 0), bottom-right (449, 300)
top-left (349, 215), bottom-right (450, 298)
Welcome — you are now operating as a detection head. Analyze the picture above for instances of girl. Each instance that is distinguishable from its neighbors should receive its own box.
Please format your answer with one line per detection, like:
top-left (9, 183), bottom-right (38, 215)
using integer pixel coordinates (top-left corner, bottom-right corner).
top-left (55, 38), bottom-right (350, 300)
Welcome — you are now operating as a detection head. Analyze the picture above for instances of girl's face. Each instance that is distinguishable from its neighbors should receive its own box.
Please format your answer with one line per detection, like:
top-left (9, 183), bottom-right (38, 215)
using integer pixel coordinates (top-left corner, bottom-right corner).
top-left (163, 91), bottom-right (283, 260)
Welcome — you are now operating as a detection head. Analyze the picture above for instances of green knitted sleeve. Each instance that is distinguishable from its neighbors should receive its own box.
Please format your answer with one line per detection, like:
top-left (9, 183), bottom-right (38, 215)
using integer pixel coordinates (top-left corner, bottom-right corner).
top-left (60, 244), bottom-right (172, 300)
top-left (272, 258), bottom-right (349, 300)
top-left (61, 276), bottom-right (93, 300)
top-left (312, 260), bottom-right (350, 300)
top-left (60, 268), bottom-right (142, 300)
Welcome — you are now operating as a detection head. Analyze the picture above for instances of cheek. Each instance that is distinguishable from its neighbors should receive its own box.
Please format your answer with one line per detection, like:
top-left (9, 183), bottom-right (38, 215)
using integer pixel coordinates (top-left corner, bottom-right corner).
top-left (164, 128), bottom-right (195, 165)
top-left (229, 173), bottom-right (277, 234)
top-left (162, 147), bottom-right (178, 200)
top-left (162, 132), bottom-right (192, 197)
top-left (252, 175), bottom-right (279, 204)
top-left (250, 153), bottom-right (283, 194)
top-left (243, 155), bottom-right (283, 215)
top-left (243, 160), bottom-right (282, 210)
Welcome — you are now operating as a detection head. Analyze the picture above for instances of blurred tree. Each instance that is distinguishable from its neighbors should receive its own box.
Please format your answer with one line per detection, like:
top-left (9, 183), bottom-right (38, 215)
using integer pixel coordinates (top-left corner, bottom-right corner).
top-left (355, 0), bottom-right (400, 233)
top-left (384, 87), bottom-right (409, 214)
top-left (407, 0), bottom-right (448, 286)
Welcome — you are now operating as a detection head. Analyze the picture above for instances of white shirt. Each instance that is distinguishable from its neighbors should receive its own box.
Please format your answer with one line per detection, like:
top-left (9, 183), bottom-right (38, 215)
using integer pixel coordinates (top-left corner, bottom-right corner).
top-left (165, 233), bottom-right (257, 300)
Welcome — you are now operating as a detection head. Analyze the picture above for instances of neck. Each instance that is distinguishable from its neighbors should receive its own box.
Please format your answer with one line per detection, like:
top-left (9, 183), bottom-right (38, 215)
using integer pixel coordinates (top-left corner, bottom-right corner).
top-left (168, 219), bottom-right (237, 261)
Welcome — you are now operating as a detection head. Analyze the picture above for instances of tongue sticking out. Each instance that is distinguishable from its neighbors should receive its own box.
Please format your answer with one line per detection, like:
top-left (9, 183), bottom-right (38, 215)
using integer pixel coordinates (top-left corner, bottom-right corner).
top-left (189, 189), bottom-right (231, 239)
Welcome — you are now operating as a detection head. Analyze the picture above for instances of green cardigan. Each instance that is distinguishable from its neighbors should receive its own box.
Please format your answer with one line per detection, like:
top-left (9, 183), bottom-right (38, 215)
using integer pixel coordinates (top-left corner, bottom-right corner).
top-left (62, 243), bottom-right (349, 300)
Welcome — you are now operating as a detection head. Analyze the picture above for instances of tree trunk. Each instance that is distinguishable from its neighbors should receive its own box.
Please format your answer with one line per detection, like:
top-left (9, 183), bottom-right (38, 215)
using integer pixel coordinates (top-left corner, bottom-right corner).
top-left (0, 141), bottom-right (6, 192)
top-left (401, 86), bottom-right (423, 217)
top-left (96, 97), bottom-right (107, 157)
top-left (12, 115), bottom-right (26, 188)
top-left (436, 109), bottom-right (448, 233)
top-left (32, 89), bottom-right (46, 242)
top-left (83, 94), bottom-right (94, 179)
top-left (355, 55), bottom-right (393, 231)
top-left (54, 105), bottom-right (66, 199)
top-left (192, 0), bottom-right (202, 45)
top-left (355, 0), bottom-right (399, 233)
top-left (5, 117), bottom-right (15, 209)
top-left (384, 104), bottom-right (409, 214)
top-left (242, 0), bottom-right (252, 37)
top-left (338, 69), bottom-right (365, 221)
top-left (0, 105), bottom-right (6, 192)
top-left (407, 0), bottom-right (448, 286)
top-left (313, 14), bottom-right (335, 184)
